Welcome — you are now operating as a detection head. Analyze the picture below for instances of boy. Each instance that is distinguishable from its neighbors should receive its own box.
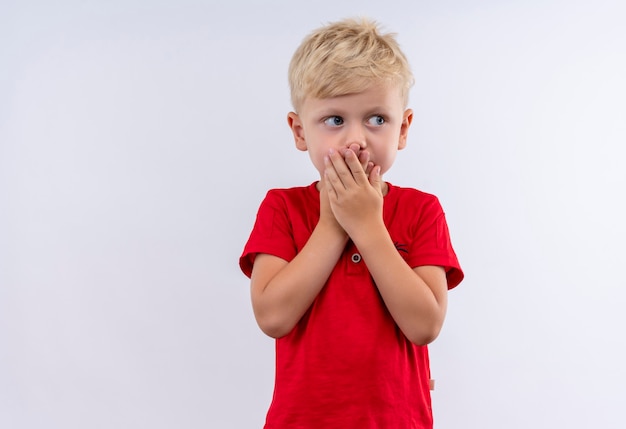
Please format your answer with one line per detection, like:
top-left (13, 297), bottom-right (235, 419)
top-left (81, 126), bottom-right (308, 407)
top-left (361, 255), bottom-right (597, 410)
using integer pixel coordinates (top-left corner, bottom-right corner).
top-left (239, 18), bottom-right (463, 428)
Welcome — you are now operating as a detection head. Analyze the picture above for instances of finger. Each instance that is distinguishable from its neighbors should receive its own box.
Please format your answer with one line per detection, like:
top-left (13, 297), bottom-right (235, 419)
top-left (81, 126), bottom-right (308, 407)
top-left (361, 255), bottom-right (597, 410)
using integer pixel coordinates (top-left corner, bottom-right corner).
top-left (369, 165), bottom-right (383, 194)
top-left (327, 149), bottom-right (355, 189)
top-left (358, 150), bottom-right (370, 172)
top-left (321, 175), bottom-right (337, 202)
top-left (324, 153), bottom-right (347, 191)
top-left (342, 149), bottom-right (369, 185)
top-left (348, 143), bottom-right (361, 154)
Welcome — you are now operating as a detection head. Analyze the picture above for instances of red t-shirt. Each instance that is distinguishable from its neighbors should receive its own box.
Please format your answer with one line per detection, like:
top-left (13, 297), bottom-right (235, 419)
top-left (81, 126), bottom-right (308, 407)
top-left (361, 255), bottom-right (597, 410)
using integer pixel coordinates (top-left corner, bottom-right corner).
top-left (240, 182), bottom-right (463, 429)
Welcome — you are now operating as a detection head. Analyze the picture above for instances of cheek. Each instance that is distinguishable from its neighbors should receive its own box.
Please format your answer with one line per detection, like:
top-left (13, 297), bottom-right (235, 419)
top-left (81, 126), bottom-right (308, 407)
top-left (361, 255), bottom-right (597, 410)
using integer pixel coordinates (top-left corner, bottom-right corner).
top-left (373, 148), bottom-right (399, 174)
top-left (308, 150), bottom-right (326, 175)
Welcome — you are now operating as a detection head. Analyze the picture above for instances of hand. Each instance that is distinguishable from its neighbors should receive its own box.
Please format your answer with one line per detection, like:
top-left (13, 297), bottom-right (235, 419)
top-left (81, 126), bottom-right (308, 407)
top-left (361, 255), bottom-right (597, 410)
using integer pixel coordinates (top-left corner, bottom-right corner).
top-left (323, 147), bottom-right (384, 238)
top-left (317, 178), bottom-right (347, 237)
top-left (348, 143), bottom-right (375, 177)
top-left (317, 144), bottom-right (371, 232)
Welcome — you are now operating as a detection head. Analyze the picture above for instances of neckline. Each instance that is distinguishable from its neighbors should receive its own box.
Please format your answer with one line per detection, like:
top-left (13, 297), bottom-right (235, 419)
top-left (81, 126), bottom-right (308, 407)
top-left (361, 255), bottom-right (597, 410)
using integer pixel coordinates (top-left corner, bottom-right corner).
top-left (308, 181), bottom-right (394, 198)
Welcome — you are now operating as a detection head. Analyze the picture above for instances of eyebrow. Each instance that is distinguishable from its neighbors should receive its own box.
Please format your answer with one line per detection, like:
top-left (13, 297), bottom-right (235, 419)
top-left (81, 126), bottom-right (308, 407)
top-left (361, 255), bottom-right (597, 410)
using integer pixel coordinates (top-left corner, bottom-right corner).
top-left (315, 106), bottom-right (392, 117)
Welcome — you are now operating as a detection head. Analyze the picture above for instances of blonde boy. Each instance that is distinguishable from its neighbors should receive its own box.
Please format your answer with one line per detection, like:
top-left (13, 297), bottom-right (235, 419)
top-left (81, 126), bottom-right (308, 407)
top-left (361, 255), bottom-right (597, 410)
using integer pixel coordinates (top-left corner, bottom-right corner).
top-left (240, 18), bottom-right (463, 428)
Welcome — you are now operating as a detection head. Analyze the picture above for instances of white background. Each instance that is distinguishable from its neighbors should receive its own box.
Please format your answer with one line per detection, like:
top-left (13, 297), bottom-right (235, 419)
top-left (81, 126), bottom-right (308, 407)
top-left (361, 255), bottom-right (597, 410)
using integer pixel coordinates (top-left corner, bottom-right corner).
top-left (1, 0), bottom-right (625, 427)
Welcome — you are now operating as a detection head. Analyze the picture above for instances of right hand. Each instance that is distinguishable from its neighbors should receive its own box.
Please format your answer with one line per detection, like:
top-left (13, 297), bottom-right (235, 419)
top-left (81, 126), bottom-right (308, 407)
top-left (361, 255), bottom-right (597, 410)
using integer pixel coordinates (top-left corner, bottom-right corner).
top-left (317, 144), bottom-right (372, 236)
top-left (318, 178), bottom-right (342, 228)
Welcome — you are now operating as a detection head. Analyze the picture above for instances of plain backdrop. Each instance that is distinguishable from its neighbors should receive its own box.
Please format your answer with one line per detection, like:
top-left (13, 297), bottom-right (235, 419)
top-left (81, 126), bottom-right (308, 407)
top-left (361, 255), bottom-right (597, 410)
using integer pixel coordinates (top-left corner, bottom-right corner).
top-left (1, 0), bottom-right (625, 428)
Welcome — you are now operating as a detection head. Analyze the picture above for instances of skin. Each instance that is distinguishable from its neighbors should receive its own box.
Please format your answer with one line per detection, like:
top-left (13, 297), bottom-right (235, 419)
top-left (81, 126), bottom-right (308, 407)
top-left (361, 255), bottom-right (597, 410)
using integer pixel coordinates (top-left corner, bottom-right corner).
top-left (250, 84), bottom-right (449, 345)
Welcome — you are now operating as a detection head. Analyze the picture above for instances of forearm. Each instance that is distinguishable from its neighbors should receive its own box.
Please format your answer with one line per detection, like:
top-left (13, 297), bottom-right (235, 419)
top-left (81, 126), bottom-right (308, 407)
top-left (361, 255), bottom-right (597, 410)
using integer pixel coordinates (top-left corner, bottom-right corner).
top-left (251, 221), bottom-right (348, 338)
top-left (351, 223), bottom-right (448, 345)
top-left (323, 149), bottom-right (448, 344)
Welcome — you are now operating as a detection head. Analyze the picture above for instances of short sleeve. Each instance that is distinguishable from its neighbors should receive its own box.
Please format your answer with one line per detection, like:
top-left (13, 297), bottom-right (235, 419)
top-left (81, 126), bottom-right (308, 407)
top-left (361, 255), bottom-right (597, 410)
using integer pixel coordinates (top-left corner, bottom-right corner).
top-left (405, 196), bottom-right (464, 289)
top-left (239, 190), bottom-right (298, 278)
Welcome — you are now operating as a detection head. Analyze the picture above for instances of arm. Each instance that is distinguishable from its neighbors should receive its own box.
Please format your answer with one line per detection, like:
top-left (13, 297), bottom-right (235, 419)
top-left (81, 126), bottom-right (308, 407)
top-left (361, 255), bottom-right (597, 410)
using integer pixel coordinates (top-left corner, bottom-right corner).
top-left (352, 230), bottom-right (448, 345)
top-left (324, 149), bottom-right (448, 345)
top-left (250, 181), bottom-right (348, 338)
top-left (250, 152), bottom-right (374, 338)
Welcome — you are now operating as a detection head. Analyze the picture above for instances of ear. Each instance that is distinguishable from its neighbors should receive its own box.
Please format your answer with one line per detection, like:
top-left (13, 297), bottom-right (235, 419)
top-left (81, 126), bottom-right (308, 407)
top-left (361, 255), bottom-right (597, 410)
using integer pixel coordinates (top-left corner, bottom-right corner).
top-left (287, 112), bottom-right (307, 151)
top-left (398, 108), bottom-right (414, 150)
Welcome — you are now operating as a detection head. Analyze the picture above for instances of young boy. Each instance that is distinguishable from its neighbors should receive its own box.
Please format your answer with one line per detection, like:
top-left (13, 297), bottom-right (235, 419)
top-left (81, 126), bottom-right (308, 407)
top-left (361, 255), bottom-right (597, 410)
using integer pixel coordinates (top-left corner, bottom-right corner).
top-left (239, 18), bottom-right (463, 428)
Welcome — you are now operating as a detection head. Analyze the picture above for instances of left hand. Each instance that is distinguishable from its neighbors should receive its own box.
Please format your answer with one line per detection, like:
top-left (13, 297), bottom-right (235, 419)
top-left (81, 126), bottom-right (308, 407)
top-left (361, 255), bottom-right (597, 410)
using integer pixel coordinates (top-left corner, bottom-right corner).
top-left (323, 146), bottom-right (384, 237)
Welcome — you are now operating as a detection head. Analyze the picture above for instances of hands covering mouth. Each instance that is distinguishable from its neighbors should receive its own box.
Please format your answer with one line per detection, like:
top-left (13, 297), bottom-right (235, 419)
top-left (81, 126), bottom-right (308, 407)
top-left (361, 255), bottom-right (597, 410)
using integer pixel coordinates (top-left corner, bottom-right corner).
top-left (342, 143), bottom-right (375, 177)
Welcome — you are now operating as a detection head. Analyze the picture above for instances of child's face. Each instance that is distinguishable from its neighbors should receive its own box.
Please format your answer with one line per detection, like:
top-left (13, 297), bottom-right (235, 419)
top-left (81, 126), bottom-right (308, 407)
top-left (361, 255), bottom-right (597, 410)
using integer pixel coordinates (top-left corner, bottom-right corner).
top-left (288, 85), bottom-right (413, 178)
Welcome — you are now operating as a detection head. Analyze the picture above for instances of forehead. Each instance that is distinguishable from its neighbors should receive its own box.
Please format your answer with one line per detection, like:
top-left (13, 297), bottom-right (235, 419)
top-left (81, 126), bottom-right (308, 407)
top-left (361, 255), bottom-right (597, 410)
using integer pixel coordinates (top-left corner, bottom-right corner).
top-left (301, 84), bottom-right (405, 114)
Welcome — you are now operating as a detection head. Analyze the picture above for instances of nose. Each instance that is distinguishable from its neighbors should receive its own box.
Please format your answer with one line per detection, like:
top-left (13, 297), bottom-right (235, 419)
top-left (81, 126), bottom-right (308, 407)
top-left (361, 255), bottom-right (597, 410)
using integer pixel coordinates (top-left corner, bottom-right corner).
top-left (344, 123), bottom-right (367, 150)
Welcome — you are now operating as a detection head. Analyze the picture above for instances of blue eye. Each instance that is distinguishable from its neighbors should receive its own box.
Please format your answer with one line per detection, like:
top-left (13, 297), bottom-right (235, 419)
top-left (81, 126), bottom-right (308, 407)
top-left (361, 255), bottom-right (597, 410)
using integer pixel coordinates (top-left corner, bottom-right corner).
top-left (324, 116), bottom-right (344, 126)
top-left (368, 115), bottom-right (385, 126)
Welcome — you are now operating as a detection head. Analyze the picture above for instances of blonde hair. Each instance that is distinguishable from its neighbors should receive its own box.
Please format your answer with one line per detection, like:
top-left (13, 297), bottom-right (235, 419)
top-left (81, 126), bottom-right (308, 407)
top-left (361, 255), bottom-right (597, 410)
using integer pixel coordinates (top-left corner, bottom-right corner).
top-left (288, 18), bottom-right (414, 112)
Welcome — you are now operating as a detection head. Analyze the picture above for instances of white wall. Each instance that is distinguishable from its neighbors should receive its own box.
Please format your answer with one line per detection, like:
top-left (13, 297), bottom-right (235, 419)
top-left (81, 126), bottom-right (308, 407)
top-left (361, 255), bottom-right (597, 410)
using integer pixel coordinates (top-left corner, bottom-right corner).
top-left (1, 0), bottom-right (624, 427)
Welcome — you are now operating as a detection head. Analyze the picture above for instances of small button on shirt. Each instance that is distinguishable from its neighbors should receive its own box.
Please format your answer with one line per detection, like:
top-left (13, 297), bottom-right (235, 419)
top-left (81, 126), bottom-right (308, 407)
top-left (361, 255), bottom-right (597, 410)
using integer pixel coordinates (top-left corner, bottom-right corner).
top-left (351, 253), bottom-right (362, 263)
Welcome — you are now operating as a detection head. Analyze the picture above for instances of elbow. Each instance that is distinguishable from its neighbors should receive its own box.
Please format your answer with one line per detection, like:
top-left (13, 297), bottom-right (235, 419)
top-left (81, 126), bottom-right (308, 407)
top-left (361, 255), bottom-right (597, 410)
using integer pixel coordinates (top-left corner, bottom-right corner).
top-left (402, 302), bottom-right (447, 345)
top-left (404, 322), bottom-right (444, 346)
top-left (251, 296), bottom-right (296, 339)
top-left (255, 314), bottom-right (296, 339)
top-left (407, 331), bottom-right (440, 346)
top-left (259, 324), bottom-right (292, 339)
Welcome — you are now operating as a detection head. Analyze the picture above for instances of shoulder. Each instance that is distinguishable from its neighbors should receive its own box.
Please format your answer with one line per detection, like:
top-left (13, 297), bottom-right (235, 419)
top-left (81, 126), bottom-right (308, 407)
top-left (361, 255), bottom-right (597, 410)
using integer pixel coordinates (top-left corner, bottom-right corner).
top-left (386, 183), bottom-right (444, 214)
top-left (387, 183), bottom-right (439, 200)
top-left (264, 182), bottom-right (317, 201)
top-left (258, 182), bottom-right (319, 216)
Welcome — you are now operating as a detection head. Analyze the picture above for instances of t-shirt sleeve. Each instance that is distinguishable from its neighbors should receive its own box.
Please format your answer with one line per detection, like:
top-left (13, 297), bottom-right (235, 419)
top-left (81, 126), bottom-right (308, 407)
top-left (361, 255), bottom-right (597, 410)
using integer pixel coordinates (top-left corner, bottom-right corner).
top-left (239, 190), bottom-right (298, 278)
top-left (406, 196), bottom-right (464, 289)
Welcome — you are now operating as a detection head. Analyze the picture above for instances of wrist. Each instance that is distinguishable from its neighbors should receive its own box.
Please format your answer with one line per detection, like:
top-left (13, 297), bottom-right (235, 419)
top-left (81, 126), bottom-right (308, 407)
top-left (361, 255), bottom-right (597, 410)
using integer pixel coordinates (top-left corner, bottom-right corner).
top-left (345, 218), bottom-right (387, 247)
top-left (316, 216), bottom-right (349, 242)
